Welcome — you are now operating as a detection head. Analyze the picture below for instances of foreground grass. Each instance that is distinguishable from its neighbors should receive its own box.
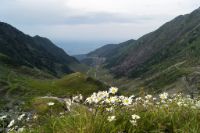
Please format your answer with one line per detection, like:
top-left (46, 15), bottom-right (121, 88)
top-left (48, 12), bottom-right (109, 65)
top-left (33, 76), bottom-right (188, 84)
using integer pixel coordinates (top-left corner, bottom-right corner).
top-left (4, 88), bottom-right (198, 133)
top-left (24, 104), bottom-right (200, 133)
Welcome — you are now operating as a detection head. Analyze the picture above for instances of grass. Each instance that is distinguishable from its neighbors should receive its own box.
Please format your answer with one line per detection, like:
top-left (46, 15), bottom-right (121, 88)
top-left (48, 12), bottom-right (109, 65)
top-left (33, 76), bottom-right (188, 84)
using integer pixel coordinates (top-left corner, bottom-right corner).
top-left (0, 64), bottom-right (107, 111)
top-left (144, 67), bottom-right (192, 92)
top-left (26, 72), bottom-right (107, 97)
top-left (86, 58), bottom-right (200, 95)
top-left (17, 89), bottom-right (200, 133)
top-left (86, 66), bottom-right (144, 95)
top-left (30, 98), bottom-right (65, 115)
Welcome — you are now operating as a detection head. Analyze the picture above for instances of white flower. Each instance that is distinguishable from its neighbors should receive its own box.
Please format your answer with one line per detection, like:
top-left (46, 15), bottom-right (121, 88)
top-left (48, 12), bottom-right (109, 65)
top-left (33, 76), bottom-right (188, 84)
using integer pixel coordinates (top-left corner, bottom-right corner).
top-left (145, 95), bottom-right (152, 99)
top-left (87, 92), bottom-right (101, 104)
top-left (177, 101), bottom-right (183, 107)
top-left (64, 99), bottom-right (72, 111)
top-left (153, 98), bottom-right (157, 101)
top-left (107, 116), bottom-right (116, 122)
top-left (59, 112), bottom-right (64, 115)
top-left (73, 94), bottom-right (83, 103)
top-left (7, 120), bottom-right (15, 128)
top-left (109, 87), bottom-right (118, 94)
top-left (47, 102), bottom-right (55, 106)
top-left (97, 91), bottom-right (109, 99)
top-left (104, 98), bottom-right (111, 104)
top-left (18, 114), bottom-right (25, 121)
top-left (156, 102), bottom-right (160, 105)
top-left (72, 96), bottom-right (80, 102)
top-left (136, 97), bottom-right (142, 102)
top-left (110, 96), bottom-right (118, 104)
top-left (0, 115), bottom-right (7, 120)
top-left (122, 97), bottom-right (132, 106)
top-left (161, 100), bottom-right (166, 103)
top-left (144, 99), bottom-right (152, 106)
top-left (79, 94), bottom-right (83, 100)
top-left (159, 92), bottom-right (168, 100)
top-left (131, 114), bottom-right (140, 120)
top-left (130, 114), bottom-right (140, 126)
top-left (168, 99), bottom-right (173, 102)
top-left (129, 95), bottom-right (135, 99)
top-left (33, 115), bottom-right (38, 119)
top-left (119, 95), bottom-right (125, 100)
top-left (26, 117), bottom-right (30, 121)
top-left (85, 97), bottom-right (93, 104)
top-left (130, 120), bottom-right (137, 126)
top-left (106, 107), bottom-right (114, 112)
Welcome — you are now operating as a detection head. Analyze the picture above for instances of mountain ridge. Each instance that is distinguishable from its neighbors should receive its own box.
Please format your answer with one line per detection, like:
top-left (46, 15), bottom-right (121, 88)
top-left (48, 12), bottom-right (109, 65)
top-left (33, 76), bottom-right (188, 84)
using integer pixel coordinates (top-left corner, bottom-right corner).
top-left (0, 22), bottom-right (79, 76)
top-left (109, 8), bottom-right (200, 77)
top-left (87, 7), bottom-right (200, 77)
top-left (83, 7), bottom-right (200, 93)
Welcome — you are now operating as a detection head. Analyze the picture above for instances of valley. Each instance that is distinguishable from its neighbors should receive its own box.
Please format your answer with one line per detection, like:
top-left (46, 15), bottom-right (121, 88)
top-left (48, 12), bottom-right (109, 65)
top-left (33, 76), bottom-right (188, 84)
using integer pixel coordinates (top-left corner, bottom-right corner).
top-left (78, 8), bottom-right (200, 96)
top-left (1, 6), bottom-right (200, 133)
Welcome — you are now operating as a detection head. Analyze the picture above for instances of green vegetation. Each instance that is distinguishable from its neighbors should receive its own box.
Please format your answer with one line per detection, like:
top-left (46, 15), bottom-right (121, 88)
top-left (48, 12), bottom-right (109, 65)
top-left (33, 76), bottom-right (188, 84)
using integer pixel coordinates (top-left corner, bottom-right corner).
top-left (30, 98), bottom-right (65, 115)
top-left (6, 88), bottom-right (200, 133)
top-left (25, 105), bottom-right (200, 133)
top-left (27, 72), bottom-right (107, 97)
top-left (144, 67), bottom-right (191, 92)
top-left (0, 64), bottom-right (107, 110)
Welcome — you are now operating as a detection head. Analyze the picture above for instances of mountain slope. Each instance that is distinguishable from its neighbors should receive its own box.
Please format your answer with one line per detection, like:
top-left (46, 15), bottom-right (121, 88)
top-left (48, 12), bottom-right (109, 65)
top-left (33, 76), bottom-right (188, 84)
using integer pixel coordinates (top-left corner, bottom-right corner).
top-left (88, 44), bottom-right (118, 57)
top-left (0, 22), bottom-right (108, 109)
top-left (0, 63), bottom-right (108, 109)
top-left (0, 22), bottom-right (79, 76)
top-left (85, 7), bottom-right (200, 94)
top-left (78, 39), bottom-right (136, 66)
top-left (107, 8), bottom-right (200, 77)
top-left (87, 39), bottom-right (135, 59)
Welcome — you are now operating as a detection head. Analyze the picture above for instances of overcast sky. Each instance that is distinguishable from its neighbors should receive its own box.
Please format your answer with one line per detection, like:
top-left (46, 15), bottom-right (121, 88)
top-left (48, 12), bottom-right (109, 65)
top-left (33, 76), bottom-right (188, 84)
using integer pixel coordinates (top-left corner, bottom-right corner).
top-left (0, 0), bottom-right (200, 54)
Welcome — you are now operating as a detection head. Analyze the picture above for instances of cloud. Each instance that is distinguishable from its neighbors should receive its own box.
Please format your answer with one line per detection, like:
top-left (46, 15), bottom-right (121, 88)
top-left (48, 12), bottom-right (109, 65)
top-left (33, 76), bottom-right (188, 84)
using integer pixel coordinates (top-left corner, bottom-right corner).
top-left (0, 0), bottom-right (200, 54)
top-left (1, 0), bottom-right (199, 25)
top-left (65, 0), bottom-right (199, 15)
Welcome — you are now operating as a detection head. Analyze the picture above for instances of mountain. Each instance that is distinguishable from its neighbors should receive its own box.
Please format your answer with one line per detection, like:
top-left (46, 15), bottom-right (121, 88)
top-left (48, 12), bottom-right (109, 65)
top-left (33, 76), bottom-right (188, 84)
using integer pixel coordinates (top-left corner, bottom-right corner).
top-left (77, 39), bottom-right (136, 66)
top-left (87, 39), bottom-right (135, 59)
top-left (106, 8), bottom-right (200, 77)
top-left (88, 44), bottom-right (117, 57)
top-left (0, 22), bottom-right (108, 110)
top-left (73, 54), bottom-right (88, 61)
top-left (86, 7), bottom-right (200, 94)
top-left (0, 22), bottom-right (79, 76)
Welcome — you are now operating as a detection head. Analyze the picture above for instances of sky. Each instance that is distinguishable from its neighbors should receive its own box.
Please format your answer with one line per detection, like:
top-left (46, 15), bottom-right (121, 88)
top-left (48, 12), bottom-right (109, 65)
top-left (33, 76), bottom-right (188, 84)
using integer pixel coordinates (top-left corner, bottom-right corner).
top-left (0, 0), bottom-right (200, 55)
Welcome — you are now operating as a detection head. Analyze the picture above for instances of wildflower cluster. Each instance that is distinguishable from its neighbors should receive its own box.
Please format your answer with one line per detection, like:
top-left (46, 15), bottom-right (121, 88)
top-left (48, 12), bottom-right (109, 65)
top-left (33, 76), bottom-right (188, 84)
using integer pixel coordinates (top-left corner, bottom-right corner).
top-left (1, 87), bottom-right (200, 132)
top-left (84, 87), bottom-right (200, 127)
top-left (85, 87), bottom-right (133, 106)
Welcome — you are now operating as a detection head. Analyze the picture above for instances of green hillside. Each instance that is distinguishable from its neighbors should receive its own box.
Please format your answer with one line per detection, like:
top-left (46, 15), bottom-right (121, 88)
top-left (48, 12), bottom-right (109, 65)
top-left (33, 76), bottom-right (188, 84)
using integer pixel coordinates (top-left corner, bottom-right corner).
top-left (0, 62), bottom-right (107, 109)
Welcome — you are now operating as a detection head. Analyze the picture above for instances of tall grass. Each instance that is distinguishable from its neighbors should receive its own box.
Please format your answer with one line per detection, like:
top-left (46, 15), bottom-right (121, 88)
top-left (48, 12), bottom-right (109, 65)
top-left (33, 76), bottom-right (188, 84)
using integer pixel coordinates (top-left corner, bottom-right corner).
top-left (15, 88), bottom-right (200, 133)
